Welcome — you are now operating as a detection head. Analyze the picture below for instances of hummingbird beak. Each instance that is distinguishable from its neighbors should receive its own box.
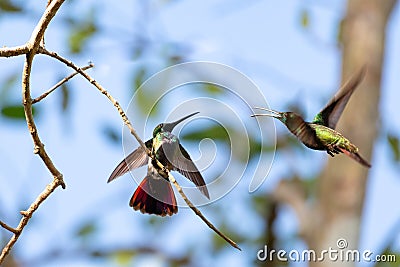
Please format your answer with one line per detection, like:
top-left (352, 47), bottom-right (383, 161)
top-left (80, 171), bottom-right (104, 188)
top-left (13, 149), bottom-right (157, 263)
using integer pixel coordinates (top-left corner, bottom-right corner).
top-left (251, 107), bottom-right (282, 119)
top-left (163, 111), bottom-right (200, 132)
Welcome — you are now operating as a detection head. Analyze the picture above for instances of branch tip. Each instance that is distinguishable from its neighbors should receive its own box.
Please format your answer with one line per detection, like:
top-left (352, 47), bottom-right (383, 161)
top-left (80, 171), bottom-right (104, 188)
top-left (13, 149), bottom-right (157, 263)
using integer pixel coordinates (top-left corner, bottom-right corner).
top-left (0, 221), bottom-right (19, 234)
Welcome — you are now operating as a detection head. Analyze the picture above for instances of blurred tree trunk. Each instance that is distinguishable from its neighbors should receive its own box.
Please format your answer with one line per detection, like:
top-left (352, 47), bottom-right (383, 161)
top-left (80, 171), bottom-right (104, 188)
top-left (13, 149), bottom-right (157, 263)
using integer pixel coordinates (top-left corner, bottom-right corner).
top-left (308, 1), bottom-right (397, 266)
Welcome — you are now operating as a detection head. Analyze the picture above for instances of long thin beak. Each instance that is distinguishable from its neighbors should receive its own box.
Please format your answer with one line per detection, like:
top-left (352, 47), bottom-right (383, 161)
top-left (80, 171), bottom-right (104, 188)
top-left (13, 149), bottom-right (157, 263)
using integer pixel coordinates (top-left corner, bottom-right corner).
top-left (251, 107), bottom-right (282, 119)
top-left (165, 111), bottom-right (200, 131)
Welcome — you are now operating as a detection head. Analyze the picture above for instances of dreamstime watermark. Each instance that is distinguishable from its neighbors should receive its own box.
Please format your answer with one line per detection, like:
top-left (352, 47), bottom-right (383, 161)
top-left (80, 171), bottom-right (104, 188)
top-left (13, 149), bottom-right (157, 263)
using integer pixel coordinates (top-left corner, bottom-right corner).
top-left (257, 238), bottom-right (397, 263)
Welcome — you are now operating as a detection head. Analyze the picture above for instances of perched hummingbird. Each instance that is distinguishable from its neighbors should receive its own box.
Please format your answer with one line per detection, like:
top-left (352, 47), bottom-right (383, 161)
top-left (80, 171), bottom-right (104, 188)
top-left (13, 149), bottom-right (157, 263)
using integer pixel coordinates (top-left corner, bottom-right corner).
top-left (108, 112), bottom-right (210, 216)
top-left (252, 67), bottom-right (371, 168)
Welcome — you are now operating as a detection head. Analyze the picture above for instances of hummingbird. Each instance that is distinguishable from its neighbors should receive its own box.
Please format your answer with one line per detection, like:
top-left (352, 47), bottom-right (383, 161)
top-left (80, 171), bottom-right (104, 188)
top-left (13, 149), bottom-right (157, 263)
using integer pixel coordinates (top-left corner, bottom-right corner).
top-left (108, 112), bottom-right (210, 216)
top-left (252, 67), bottom-right (371, 168)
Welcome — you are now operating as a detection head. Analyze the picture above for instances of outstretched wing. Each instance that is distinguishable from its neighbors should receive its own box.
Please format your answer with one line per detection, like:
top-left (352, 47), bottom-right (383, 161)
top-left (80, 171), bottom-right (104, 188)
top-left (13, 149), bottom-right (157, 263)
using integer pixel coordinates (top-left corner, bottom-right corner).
top-left (107, 139), bottom-right (152, 183)
top-left (172, 144), bottom-right (210, 199)
top-left (313, 66), bottom-right (366, 129)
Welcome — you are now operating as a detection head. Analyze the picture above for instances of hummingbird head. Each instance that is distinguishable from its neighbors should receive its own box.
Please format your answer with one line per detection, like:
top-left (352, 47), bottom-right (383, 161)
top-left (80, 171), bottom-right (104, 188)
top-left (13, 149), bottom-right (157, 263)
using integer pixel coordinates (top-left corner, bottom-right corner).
top-left (252, 107), bottom-right (303, 128)
top-left (152, 112), bottom-right (200, 137)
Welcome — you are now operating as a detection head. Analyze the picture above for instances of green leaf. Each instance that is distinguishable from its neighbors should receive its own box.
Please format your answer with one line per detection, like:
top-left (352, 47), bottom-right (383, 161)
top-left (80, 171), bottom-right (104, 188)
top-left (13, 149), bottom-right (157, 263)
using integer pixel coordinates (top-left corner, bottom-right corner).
top-left (387, 134), bottom-right (400, 162)
top-left (60, 83), bottom-right (70, 112)
top-left (203, 83), bottom-right (223, 95)
top-left (0, 0), bottom-right (22, 13)
top-left (300, 9), bottom-right (309, 29)
top-left (134, 67), bottom-right (147, 91)
top-left (1, 104), bottom-right (38, 120)
top-left (75, 221), bottom-right (97, 238)
top-left (111, 250), bottom-right (136, 266)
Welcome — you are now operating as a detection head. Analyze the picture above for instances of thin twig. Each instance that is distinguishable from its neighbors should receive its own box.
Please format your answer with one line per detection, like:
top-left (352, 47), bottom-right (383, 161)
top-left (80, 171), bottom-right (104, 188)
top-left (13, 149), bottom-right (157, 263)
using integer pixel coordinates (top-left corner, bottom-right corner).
top-left (0, 221), bottom-right (18, 235)
top-left (0, 180), bottom-right (61, 262)
top-left (0, 45), bottom-right (29, 57)
top-left (32, 63), bottom-right (94, 104)
top-left (39, 48), bottom-right (241, 250)
top-left (168, 172), bottom-right (241, 250)
top-left (39, 47), bottom-right (148, 153)
top-left (0, 0), bottom-right (66, 264)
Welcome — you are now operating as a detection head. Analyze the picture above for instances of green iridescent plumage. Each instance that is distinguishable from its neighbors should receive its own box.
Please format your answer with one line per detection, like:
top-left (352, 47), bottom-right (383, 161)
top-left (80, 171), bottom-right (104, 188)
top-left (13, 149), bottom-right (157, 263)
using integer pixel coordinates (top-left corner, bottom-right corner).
top-left (252, 67), bottom-right (371, 168)
top-left (108, 112), bottom-right (210, 216)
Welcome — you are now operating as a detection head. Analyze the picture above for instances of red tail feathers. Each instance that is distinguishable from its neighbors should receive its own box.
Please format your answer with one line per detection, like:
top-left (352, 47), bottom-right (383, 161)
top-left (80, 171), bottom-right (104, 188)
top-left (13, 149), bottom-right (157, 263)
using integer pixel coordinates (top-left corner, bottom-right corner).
top-left (130, 175), bottom-right (178, 216)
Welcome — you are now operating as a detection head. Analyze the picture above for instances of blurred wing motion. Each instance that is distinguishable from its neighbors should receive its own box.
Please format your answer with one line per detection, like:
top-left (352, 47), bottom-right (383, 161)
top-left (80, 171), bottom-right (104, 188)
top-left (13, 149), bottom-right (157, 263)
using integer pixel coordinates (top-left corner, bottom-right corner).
top-left (313, 66), bottom-right (366, 129)
top-left (107, 140), bottom-right (152, 183)
top-left (172, 144), bottom-right (210, 199)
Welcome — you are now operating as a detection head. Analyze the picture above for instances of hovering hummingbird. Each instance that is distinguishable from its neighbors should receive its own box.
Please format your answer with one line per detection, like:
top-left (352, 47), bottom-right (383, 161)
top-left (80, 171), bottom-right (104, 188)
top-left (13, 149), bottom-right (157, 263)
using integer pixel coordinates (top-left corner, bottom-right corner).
top-left (252, 67), bottom-right (371, 168)
top-left (108, 112), bottom-right (210, 216)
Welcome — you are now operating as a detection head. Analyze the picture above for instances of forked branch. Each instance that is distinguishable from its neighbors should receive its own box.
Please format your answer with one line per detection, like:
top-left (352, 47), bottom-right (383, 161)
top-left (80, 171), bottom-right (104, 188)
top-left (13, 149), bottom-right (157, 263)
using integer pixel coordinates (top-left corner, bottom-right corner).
top-left (40, 47), bottom-right (241, 250)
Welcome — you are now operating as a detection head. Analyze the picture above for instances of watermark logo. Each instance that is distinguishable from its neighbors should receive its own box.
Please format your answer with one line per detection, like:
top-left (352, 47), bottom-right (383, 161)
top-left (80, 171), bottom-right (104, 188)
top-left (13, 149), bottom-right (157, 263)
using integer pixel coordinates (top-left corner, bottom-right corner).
top-left (257, 238), bottom-right (397, 263)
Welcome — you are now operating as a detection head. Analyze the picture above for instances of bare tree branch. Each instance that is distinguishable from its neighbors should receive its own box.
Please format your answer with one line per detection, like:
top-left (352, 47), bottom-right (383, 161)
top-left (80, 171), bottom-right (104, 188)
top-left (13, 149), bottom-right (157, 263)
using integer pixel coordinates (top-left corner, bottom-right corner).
top-left (0, 0), bottom-right (240, 260)
top-left (38, 47), bottom-right (241, 250)
top-left (25, 245), bottom-right (191, 266)
top-left (167, 172), bottom-right (241, 250)
top-left (38, 47), bottom-right (149, 154)
top-left (0, 0), bottom-right (66, 264)
top-left (32, 63), bottom-right (94, 104)
top-left (0, 45), bottom-right (29, 57)
top-left (0, 180), bottom-right (61, 263)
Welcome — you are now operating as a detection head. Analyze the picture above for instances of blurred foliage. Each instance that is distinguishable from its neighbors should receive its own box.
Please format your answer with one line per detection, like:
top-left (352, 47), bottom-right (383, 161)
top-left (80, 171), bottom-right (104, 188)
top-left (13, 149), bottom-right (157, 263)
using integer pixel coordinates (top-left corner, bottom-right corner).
top-left (111, 250), bottom-right (136, 266)
top-left (374, 247), bottom-right (400, 267)
top-left (203, 83), bottom-right (224, 95)
top-left (1, 104), bottom-right (38, 121)
top-left (101, 124), bottom-right (121, 144)
top-left (182, 124), bottom-right (229, 142)
top-left (60, 82), bottom-right (70, 113)
top-left (67, 10), bottom-right (97, 54)
top-left (337, 18), bottom-right (345, 46)
top-left (300, 9), bottom-right (309, 29)
top-left (0, 0), bottom-right (22, 13)
top-left (0, 73), bottom-right (19, 99)
top-left (387, 133), bottom-right (400, 163)
top-left (133, 67), bottom-right (147, 92)
top-left (0, 71), bottom-right (41, 121)
top-left (75, 220), bottom-right (97, 239)
top-left (212, 223), bottom-right (246, 254)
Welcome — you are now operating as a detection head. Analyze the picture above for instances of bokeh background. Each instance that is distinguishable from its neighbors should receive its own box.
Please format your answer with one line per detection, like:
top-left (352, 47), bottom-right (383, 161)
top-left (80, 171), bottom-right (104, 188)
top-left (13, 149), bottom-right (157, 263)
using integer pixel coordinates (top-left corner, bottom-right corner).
top-left (0, 1), bottom-right (399, 266)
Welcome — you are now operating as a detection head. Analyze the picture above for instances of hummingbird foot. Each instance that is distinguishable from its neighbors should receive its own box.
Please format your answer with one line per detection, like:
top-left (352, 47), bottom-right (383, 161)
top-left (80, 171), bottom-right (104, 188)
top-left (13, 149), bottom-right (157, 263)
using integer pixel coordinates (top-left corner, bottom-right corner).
top-left (327, 150), bottom-right (335, 157)
top-left (326, 144), bottom-right (341, 157)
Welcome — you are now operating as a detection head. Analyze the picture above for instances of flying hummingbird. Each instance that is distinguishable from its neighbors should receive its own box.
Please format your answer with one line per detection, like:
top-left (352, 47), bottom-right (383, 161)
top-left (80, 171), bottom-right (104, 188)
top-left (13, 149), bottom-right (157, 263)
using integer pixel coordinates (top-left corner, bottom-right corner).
top-left (108, 112), bottom-right (210, 216)
top-left (252, 67), bottom-right (371, 168)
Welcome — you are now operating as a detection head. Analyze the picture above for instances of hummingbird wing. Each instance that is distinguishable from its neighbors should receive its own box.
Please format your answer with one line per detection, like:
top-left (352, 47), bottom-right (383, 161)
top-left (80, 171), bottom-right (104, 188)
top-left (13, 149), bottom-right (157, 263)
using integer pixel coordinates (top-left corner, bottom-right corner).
top-left (312, 66), bottom-right (366, 129)
top-left (107, 139), bottom-right (152, 183)
top-left (172, 144), bottom-right (210, 199)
